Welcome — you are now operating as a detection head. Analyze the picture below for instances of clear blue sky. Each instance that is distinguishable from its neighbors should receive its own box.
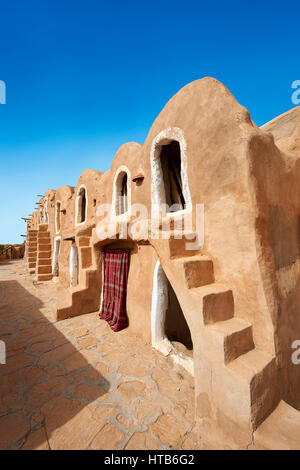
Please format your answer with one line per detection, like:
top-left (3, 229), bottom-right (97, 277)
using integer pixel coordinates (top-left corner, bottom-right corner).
top-left (0, 0), bottom-right (299, 243)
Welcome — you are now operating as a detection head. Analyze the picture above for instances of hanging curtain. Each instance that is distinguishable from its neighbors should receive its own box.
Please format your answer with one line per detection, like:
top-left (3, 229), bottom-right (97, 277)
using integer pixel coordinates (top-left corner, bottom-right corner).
top-left (99, 248), bottom-right (130, 332)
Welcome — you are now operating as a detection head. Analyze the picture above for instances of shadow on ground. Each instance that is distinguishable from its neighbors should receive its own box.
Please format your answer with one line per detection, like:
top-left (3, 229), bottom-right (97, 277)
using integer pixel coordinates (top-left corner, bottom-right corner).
top-left (0, 279), bottom-right (109, 450)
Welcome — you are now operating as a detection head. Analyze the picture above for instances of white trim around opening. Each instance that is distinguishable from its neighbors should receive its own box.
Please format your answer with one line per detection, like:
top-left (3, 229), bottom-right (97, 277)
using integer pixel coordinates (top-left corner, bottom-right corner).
top-left (75, 184), bottom-right (88, 227)
top-left (111, 165), bottom-right (131, 221)
top-left (52, 236), bottom-right (61, 280)
top-left (69, 241), bottom-right (79, 287)
top-left (150, 258), bottom-right (194, 375)
top-left (150, 127), bottom-right (192, 222)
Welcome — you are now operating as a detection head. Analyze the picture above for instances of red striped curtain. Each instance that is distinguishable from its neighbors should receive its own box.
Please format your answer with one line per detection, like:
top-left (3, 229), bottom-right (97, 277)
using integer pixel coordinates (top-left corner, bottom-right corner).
top-left (99, 249), bottom-right (130, 332)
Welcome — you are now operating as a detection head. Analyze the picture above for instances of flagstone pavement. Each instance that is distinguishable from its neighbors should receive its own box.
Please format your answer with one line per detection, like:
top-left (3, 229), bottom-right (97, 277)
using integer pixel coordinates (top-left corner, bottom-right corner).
top-left (0, 259), bottom-right (210, 450)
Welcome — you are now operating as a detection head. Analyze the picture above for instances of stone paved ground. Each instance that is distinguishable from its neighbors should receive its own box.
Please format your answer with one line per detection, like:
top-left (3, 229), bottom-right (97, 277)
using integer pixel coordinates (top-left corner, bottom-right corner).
top-left (0, 259), bottom-right (207, 450)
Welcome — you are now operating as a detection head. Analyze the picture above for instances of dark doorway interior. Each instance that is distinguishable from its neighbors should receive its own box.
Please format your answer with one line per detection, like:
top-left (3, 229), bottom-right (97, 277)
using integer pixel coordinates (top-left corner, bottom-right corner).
top-left (164, 278), bottom-right (193, 353)
top-left (159, 140), bottom-right (186, 211)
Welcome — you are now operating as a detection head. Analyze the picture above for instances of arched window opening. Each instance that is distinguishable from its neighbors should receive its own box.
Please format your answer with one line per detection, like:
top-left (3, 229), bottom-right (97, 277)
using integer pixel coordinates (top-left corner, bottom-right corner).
top-left (115, 172), bottom-right (129, 216)
top-left (159, 140), bottom-right (185, 211)
top-left (77, 187), bottom-right (87, 223)
top-left (52, 238), bottom-right (61, 277)
top-left (119, 173), bottom-right (128, 214)
top-left (56, 202), bottom-right (61, 233)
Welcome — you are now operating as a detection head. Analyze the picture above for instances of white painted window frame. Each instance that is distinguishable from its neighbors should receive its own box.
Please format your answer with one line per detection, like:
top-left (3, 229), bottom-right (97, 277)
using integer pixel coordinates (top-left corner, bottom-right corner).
top-left (150, 127), bottom-right (192, 223)
top-left (44, 197), bottom-right (49, 224)
top-left (69, 241), bottom-right (79, 287)
top-left (111, 165), bottom-right (131, 222)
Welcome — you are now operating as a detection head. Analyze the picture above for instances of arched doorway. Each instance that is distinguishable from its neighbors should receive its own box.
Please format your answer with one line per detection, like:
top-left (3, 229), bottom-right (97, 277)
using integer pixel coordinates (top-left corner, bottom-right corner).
top-left (52, 237), bottom-right (61, 278)
top-left (70, 242), bottom-right (79, 287)
top-left (151, 259), bottom-right (194, 374)
top-left (76, 186), bottom-right (88, 225)
top-left (115, 171), bottom-right (129, 215)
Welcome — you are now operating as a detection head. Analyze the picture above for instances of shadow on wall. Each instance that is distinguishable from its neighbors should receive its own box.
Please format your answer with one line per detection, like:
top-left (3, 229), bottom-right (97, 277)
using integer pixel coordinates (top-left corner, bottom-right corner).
top-left (0, 279), bottom-right (109, 450)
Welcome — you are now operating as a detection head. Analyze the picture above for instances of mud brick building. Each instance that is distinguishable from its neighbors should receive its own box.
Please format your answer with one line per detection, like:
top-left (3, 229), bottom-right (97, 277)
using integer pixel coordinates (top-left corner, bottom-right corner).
top-left (25, 78), bottom-right (300, 448)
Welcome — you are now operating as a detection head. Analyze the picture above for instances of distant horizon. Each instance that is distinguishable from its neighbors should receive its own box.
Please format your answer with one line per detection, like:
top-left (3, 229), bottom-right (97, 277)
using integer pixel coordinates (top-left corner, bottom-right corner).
top-left (0, 0), bottom-right (299, 243)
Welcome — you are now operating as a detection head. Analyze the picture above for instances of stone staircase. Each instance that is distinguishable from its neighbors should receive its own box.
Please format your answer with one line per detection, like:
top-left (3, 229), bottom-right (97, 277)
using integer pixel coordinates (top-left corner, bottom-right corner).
top-left (26, 230), bottom-right (38, 274)
top-left (35, 224), bottom-right (53, 282)
top-left (152, 229), bottom-right (279, 446)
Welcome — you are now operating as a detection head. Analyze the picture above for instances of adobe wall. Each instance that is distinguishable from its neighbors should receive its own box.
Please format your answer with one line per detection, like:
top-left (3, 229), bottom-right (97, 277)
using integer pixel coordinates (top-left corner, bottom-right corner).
top-left (44, 189), bottom-right (57, 238)
top-left (75, 169), bottom-right (103, 227)
top-left (28, 211), bottom-right (39, 231)
top-left (258, 110), bottom-right (300, 410)
top-left (54, 186), bottom-right (75, 235)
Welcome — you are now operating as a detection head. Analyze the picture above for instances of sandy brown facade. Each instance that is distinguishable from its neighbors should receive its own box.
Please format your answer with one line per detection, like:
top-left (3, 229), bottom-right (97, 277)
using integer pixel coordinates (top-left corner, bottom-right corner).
top-left (25, 78), bottom-right (300, 448)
